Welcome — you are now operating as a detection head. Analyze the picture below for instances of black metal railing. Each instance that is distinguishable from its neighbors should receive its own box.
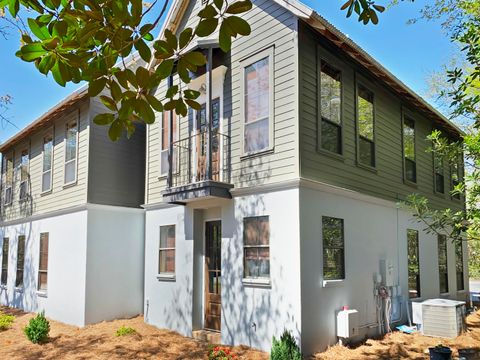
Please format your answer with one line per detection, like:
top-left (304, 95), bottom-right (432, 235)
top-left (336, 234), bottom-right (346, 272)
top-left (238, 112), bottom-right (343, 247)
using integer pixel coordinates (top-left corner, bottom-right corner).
top-left (168, 132), bottom-right (231, 188)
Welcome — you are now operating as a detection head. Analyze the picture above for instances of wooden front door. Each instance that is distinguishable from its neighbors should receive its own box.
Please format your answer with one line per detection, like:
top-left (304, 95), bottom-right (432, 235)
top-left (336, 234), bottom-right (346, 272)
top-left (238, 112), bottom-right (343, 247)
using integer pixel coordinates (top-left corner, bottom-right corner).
top-left (205, 220), bottom-right (221, 331)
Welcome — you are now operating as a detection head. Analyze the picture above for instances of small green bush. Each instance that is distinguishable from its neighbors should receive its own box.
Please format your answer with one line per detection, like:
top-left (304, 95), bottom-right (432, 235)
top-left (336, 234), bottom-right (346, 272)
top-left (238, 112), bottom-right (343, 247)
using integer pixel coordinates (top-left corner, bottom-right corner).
top-left (270, 329), bottom-right (302, 360)
top-left (115, 326), bottom-right (137, 337)
top-left (0, 312), bottom-right (15, 331)
top-left (24, 311), bottom-right (50, 344)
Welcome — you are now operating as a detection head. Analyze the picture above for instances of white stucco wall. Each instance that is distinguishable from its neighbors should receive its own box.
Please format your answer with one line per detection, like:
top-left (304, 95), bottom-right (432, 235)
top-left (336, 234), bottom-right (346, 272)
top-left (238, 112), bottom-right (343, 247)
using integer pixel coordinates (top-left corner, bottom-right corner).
top-left (84, 205), bottom-right (145, 324)
top-left (0, 210), bottom-right (88, 326)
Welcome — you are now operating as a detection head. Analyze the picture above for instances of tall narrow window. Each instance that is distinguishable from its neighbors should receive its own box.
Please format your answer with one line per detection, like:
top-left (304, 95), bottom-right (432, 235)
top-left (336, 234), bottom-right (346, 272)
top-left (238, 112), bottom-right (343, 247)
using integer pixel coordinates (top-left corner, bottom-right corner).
top-left (322, 216), bottom-right (345, 280)
top-left (451, 158), bottom-right (461, 200)
top-left (64, 120), bottom-right (78, 184)
top-left (19, 149), bottom-right (29, 201)
top-left (320, 61), bottom-right (342, 154)
top-left (243, 216), bottom-right (270, 279)
top-left (16, 235), bottom-right (25, 288)
top-left (42, 134), bottom-right (53, 193)
top-left (160, 112), bottom-right (177, 177)
top-left (438, 234), bottom-right (448, 294)
top-left (455, 240), bottom-right (465, 291)
top-left (407, 229), bottom-right (420, 298)
top-left (244, 52), bottom-right (271, 154)
top-left (3, 154), bottom-right (13, 205)
top-left (1, 238), bottom-right (8, 286)
top-left (403, 117), bottom-right (416, 183)
top-left (38, 233), bottom-right (49, 291)
top-left (434, 149), bottom-right (445, 194)
top-left (357, 85), bottom-right (375, 167)
top-left (158, 225), bottom-right (175, 275)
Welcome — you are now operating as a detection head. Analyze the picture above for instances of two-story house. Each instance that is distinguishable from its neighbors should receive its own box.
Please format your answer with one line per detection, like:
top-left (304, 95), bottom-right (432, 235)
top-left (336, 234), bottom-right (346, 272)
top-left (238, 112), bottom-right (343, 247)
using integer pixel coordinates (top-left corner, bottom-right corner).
top-left (0, 89), bottom-right (146, 327)
top-left (142, 0), bottom-right (468, 355)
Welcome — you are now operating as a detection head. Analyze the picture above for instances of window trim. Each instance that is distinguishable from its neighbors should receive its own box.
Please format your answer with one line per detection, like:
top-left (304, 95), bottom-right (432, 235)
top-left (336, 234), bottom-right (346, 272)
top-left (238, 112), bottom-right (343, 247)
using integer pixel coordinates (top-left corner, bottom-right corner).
top-left (15, 235), bottom-right (25, 289)
top-left (407, 229), bottom-right (421, 299)
top-left (158, 224), bottom-right (176, 277)
top-left (455, 240), bottom-right (465, 291)
top-left (433, 147), bottom-right (445, 196)
top-left (2, 152), bottom-right (14, 206)
top-left (240, 46), bottom-right (275, 157)
top-left (322, 216), bottom-right (345, 281)
top-left (19, 147), bottom-right (30, 202)
top-left (41, 129), bottom-right (54, 194)
top-left (355, 77), bottom-right (376, 169)
top-left (1, 238), bottom-right (9, 287)
top-left (63, 117), bottom-right (79, 186)
top-left (450, 156), bottom-right (462, 201)
top-left (38, 233), bottom-right (49, 292)
top-left (243, 215), bottom-right (271, 280)
top-left (402, 111), bottom-right (417, 185)
top-left (159, 110), bottom-right (179, 178)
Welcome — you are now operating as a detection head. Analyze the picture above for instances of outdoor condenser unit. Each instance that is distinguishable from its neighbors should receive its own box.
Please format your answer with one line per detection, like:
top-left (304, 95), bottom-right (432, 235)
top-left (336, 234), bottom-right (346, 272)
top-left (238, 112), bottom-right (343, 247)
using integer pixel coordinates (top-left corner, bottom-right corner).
top-left (421, 299), bottom-right (466, 338)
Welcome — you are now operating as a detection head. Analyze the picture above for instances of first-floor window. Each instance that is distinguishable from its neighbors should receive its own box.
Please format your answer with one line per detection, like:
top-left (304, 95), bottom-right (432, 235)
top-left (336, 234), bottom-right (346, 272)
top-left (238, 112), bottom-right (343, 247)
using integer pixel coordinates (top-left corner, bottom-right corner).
top-left (322, 216), bottom-right (345, 280)
top-left (407, 229), bottom-right (420, 298)
top-left (16, 235), bottom-right (25, 288)
top-left (438, 234), bottom-right (448, 294)
top-left (455, 240), bottom-right (465, 291)
top-left (38, 233), bottom-right (49, 291)
top-left (243, 216), bottom-right (270, 279)
top-left (1, 238), bottom-right (9, 286)
top-left (159, 225), bottom-right (175, 274)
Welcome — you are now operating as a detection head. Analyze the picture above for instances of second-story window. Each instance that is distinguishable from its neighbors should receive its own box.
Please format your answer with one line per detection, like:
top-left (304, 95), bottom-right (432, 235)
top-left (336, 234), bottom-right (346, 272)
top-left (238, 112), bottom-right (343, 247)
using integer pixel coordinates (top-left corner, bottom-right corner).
top-left (19, 149), bottom-right (29, 201)
top-left (2, 154), bottom-right (13, 205)
top-left (451, 157), bottom-right (462, 200)
top-left (357, 85), bottom-right (375, 167)
top-left (64, 120), bottom-right (78, 185)
top-left (434, 148), bottom-right (445, 194)
top-left (320, 61), bottom-right (342, 155)
top-left (403, 117), bottom-right (416, 183)
top-left (42, 134), bottom-right (54, 193)
top-left (160, 111), bottom-right (177, 177)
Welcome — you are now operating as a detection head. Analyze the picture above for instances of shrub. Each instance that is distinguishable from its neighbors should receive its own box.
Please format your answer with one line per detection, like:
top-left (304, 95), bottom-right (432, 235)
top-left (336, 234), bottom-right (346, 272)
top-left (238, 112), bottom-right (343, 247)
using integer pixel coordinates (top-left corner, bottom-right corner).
top-left (24, 311), bottom-right (50, 344)
top-left (208, 346), bottom-right (237, 360)
top-left (0, 312), bottom-right (15, 331)
top-left (270, 330), bottom-right (302, 360)
top-left (115, 326), bottom-right (137, 337)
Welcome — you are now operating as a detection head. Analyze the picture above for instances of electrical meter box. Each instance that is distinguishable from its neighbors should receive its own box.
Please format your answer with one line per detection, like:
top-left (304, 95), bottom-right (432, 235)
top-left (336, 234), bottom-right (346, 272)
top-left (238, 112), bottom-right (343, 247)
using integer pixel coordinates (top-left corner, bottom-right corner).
top-left (337, 309), bottom-right (359, 338)
top-left (380, 259), bottom-right (394, 287)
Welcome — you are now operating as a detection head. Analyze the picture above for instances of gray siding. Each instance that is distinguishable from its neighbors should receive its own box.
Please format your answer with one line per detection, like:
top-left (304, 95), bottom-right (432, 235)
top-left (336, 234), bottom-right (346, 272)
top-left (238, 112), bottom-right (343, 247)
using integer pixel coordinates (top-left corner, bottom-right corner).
top-left (87, 97), bottom-right (146, 208)
top-left (298, 22), bottom-right (463, 211)
top-left (146, 0), bottom-right (300, 205)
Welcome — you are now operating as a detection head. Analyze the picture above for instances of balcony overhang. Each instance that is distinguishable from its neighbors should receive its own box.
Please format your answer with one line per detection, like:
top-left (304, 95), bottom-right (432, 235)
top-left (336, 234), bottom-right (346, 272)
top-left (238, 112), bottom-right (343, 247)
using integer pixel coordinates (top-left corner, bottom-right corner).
top-left (162, 181), bottom-right (234, 204)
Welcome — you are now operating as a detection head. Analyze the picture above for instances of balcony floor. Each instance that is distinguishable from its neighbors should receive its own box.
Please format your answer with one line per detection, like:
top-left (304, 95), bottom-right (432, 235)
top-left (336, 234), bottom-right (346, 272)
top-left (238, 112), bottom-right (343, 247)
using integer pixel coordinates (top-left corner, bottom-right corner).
top-left (162, 180), bottom-right (234, 204)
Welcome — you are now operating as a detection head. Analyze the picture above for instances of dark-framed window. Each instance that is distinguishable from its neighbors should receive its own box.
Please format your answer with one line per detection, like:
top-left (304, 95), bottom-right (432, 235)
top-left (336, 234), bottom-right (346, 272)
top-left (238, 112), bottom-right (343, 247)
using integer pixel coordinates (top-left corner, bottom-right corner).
top-left (451, 159), bottom-right (462, 200)
top-left (2, 153), bottom-right (14, 205)
top-left (403, 117), bottom-right (416, 183)
top-left (455, 240), bottom-right (465, 291)
top-left (243, 216), bottom-right (270, 279)
top-left (438, 234), bottom-right (448, 294)
top-left (322, 216), bottom-right (345, 280)
top-left (1, 238), bottom-right (9, 286)
top-left (407, 229), bottom-right (420, 298)
top-left (158, 225), bottom-right (175, 275)
top-left (434, 148), bottom-right (445, 194)
top-left (16, 235), bottom-right (25, 288)
top-left (38, 233), bottom-right (49, 291)
top-left (357, 84), bottom-right (375, 167)
top-left (320, 61), bottom-right (342, 154)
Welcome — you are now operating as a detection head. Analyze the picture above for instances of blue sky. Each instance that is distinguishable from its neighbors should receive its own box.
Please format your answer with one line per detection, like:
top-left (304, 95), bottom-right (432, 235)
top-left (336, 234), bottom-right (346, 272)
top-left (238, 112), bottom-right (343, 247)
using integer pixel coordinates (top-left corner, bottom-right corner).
top-left (0, 0), bottom-right (455, 143)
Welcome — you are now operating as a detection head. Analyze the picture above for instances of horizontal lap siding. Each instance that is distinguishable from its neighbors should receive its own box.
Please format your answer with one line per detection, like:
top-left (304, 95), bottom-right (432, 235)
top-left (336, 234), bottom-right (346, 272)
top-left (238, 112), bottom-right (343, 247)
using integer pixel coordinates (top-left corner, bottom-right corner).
top-left (1, 101), bottom-right (90, 222)
top-left (146, 0), bottom-right (299, 205)
top-left (299, 23), bottom-right (463, 211)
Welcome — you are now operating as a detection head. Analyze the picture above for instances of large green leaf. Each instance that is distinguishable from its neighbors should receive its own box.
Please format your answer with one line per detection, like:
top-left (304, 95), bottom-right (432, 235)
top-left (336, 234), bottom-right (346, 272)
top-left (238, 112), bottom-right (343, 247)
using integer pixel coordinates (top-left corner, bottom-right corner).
top-left (226, 0), bottom-right (252, 14)
top-left (134, 38), bottom-right (152, 62)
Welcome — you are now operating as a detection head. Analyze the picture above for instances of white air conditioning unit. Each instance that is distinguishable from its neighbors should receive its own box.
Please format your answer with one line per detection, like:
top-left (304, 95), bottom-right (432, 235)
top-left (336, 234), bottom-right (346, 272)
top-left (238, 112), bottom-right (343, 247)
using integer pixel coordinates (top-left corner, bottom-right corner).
top-left (421, 299), bottom-right (466, 338)
top-left (337, 309), bottom-right (359, 339)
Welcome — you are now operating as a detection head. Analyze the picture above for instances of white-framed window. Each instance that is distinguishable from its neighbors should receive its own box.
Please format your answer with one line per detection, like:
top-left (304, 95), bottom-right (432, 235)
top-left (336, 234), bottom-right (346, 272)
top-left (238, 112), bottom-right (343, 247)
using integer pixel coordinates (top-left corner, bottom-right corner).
top-left (241, 47), bottom-right (274, 155)
top-left (160, 111), bottom-right (178, 177)
top-left (38, 233), bottom-right (49, 291)
top-left (243, 216), bottom-right (270, 279)
top-left (19, 149), bottom-right (29, 201)
top-left (42, 133), bottom-right (54, 193)
top-left (64, 120), bottom-right (78, 185)
top-left (15, 235), bottom-right (25, 288)
top-left (2, 153), bottom-right (13, 205)
top-left (158, 225), bottom-right (175, 275)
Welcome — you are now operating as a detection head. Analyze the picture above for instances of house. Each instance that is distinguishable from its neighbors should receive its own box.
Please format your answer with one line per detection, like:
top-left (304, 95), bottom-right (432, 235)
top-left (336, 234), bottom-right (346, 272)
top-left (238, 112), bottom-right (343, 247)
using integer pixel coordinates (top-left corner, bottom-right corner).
top-left (0, 89), bottom-right (146, 327)
top-left (143, 0), bottom-right (468, 355)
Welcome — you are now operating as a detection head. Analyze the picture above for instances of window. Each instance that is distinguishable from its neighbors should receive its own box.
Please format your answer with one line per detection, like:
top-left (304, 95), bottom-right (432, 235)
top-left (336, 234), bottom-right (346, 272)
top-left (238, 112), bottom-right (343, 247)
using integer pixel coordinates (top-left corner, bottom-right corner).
top-left (403, 117), bottom-right (416, 183)
top-left (243, 50), bottom-right (272, 154)
top-left (1, 238), bottom-right (8, 286)
top-left (19, 149), bottom-right (29, 201)
top-left (160, 111), bottom-right (178, 177)
top-left (38, 233), bottom-right (49, 291)
top-left (434, 148), bottom-right (445, 194)
top-left (455, 240), bottom-right (465, 291)
top-left (357, 85), bottom-right (375, 167)
top-left (451, 158), bottom-right (462, 200)
top-left (320, 61), bottom-right (342, 154)
top-left (243, 216), bottom-right (270, 279)
top-left (438, 234), bottom-right (448, 294)
top-left (407, 229), bottom-right (420, 298)
top-left (158, 225), bottom-right (175, 274)
top-left (42, 134), bottom-right (54, 193)
top-left (16, 235), bottom-right (25, 288)
top-left (322, 217), bottom-right (345, 280)
top-left (2, 154), bottom-right (13, 205)
top-left (64, 120), bottom-right (78, 184)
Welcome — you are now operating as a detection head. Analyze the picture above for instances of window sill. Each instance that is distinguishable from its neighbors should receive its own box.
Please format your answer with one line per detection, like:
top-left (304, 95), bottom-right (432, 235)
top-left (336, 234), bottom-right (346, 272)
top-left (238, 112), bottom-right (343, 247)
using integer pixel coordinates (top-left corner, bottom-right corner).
top-left (403, 179), bottom-right (418, 189)
top-left (356, 162), bottom-right (377, 174)
top-left (323, 279), bottom-right (345, 288)
top-left (242, 278), bottom-right (271, 288)
top-left (433, 191), bottom-right (446, 199)
top-left (317, 148), bottom-right (345, 162)
top-left (157, 274), bottom-right (176, 282)
top-left (37, 291), bottom-right (48, 298)
top-left (63, 181), bottom-right (78, 189)
top-left (40, 189), bottom-right (53, 196)
top-left (240, 148), bottom-right (274, 161)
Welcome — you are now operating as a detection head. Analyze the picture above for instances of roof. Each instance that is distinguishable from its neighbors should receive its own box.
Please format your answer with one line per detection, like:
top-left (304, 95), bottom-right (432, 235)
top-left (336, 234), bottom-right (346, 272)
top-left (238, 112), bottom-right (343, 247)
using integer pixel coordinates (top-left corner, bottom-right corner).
top-left (0, 88), bottom-right (88, 153)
